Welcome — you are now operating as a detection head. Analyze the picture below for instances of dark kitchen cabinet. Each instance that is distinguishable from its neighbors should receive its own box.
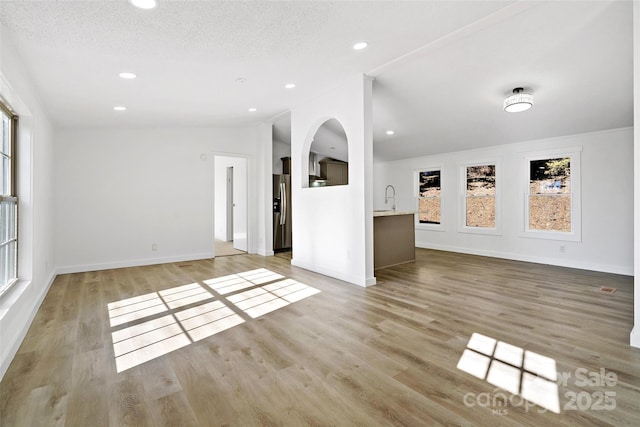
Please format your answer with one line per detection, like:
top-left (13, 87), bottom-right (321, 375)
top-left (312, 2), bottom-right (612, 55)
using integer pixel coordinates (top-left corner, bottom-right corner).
top-left (319, 159), bottom-right (348, 186)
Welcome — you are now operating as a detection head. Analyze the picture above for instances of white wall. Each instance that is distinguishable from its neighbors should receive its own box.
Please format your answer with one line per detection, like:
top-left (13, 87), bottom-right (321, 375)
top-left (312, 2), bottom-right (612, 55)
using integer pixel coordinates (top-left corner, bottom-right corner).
top-left (214, 157), bottom-right (230, 241)
top-left (0, 30), bottom-right (56, 379)
top-left (631, 0), bottom-right (639, 349)
top-left (55, 127), bottom-right (260, 273)
top-left (258, 123), bottom-right (274, 256)
top-left (290, 74), bottom-right (375, 287)
top-left (272, 139), bottom-right (291, 175)
top-left (374, 127), bottom-right (634, 276)
top-left (213, 155), bottom-right (248, 251)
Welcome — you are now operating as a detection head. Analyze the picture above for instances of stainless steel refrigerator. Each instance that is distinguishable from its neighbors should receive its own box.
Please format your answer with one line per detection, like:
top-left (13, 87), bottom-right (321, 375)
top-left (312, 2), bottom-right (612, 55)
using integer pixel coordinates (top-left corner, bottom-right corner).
top-left (273, 174), bottom-right (292, 251)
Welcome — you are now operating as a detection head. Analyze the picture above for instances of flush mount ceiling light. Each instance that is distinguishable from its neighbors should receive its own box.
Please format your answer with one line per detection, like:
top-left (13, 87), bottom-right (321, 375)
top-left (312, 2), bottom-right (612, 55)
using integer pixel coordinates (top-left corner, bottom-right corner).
top-left (386, 130), bottom-right (395, 135)
top-left (248, 107), bottom-right (257, 112)
top-left (129, 0), bottom-right (157, 9)
top-left (353, 42), bottom-right (368, 50)
top-left (285, 83), bottom-right (296, 89)
top-left (113, 106), bottom-right (127, 111)
top-left (504, 87), bottom-right (533, 113)
top-left (119, 72), bottom-right (136, 79)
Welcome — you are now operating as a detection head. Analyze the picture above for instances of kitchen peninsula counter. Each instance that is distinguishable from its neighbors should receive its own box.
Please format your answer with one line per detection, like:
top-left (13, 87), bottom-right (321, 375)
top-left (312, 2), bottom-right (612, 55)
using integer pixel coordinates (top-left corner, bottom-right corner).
top-left (373, 210), bottom-right (416, 270)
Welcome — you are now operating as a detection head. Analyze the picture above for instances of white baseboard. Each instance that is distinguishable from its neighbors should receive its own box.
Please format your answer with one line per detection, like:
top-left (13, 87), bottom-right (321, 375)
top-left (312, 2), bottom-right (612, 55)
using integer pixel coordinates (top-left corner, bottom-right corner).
top-left (57, 252), bottom-right (215, 275)
top-left (0, 269), bottom-right (58, 381)
top-left (291, 259), bottom-right (371, 287)
top-left (415, 242), bottom-right (634, 276)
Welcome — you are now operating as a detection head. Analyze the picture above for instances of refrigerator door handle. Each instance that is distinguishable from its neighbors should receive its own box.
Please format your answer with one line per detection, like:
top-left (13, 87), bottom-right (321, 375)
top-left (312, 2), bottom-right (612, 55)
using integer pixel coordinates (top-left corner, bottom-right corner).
top-left (280, 182), bottom-right (286, 225)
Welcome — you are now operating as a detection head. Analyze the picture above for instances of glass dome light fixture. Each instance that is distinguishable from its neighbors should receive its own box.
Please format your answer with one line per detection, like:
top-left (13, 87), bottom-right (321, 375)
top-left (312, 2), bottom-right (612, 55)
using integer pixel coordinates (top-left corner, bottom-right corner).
top-left (504, 87), bottom-right (533, 113)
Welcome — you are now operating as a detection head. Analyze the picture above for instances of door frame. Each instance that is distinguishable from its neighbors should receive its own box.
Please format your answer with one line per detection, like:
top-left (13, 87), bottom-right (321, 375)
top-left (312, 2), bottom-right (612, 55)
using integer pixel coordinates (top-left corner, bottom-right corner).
top-left (213, 153), bottom-right (249, 256)
top-left (226, 166), bottom-right (234, 242)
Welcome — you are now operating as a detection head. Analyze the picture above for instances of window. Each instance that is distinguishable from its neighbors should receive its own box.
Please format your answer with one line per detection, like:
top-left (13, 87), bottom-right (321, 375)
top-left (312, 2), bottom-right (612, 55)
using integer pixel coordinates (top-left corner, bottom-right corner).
top-left (528, 158), bottom-right (570, 231)
top-left (462, 163), bottom-right (497, 231)
top-left (524, 149), bottom-right (581, 241)
top-left (417, 169), bottom-right (442, 225)
top-left (1, 100), bottom-right (17, 295)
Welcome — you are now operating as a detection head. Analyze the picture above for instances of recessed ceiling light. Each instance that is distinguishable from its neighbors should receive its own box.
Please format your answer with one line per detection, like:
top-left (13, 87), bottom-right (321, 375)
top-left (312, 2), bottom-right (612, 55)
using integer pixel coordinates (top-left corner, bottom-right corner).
top-left (113, 106), bottom-right (127, 111)
top-left (248, 108), bottom-right (257, 112)
top-left (285, 83), bottom-right (296, 89)
top-left (129, 0), bottom-right (157, 9)
top-left (386, 130), bottom-right (395, 135)
top-left (353, 42), bottom-right (368, 50)
top-left (119, 72), bottom-right (136, 79)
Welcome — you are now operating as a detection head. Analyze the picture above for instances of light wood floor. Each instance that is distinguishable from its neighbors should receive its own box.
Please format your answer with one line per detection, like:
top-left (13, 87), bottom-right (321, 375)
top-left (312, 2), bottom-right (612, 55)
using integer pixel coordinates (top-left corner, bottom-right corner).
top-left (1, 249), bottom-right (638, 426)
top-left (214, 240), bottom-right (246, 257)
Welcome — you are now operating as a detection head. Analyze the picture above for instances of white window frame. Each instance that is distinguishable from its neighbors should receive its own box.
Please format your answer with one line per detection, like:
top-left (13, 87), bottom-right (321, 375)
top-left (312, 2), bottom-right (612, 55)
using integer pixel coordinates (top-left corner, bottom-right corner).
top-left (0, 99), bottom-right (18, 297)
top-left (415, 166), bottom-right (444, 231)
top-left (458, 160), bottom-right (501, 236)
top-left (521, 147), bottom-right (581, 242)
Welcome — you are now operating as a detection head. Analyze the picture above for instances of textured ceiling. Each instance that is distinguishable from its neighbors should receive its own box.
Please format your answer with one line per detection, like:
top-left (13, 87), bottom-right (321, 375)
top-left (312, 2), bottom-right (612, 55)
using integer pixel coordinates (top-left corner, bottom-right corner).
top-left (371, 0), bottom-right (634, 161)
top-left (0, 0), bottom-right (508, 128)
top-left (0, 1), bottom-right (633, 161)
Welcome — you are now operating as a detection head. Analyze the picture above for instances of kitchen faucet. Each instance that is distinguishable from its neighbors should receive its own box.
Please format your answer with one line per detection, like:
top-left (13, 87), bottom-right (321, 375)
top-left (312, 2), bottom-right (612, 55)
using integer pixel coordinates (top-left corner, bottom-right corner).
top-left (384, 185), bottom-right (396, 210)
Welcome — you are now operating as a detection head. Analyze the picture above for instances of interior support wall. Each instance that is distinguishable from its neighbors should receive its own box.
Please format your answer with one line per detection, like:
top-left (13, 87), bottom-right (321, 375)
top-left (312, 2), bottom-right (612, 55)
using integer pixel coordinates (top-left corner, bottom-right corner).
top-left (290, 74), bottom-right (375, 287)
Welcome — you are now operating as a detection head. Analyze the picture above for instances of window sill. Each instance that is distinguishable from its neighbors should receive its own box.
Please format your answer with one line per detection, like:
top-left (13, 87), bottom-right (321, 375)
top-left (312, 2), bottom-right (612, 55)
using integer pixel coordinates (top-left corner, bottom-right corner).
top-left (519, 230), bottom-right (581, 242)
top-left (416, 222), bottom-right (445, 232)
top-left (0, 278), bottom-right (19, 301)
top-left (458, 226), bottom-right (502, 236)
top-left (0, 279), bottom-right (31, 314)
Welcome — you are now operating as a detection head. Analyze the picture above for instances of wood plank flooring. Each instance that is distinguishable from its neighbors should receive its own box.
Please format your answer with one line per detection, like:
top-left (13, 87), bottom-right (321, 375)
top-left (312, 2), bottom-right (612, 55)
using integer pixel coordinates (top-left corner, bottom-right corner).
top-left (1, 249), bottom-right (639, 426)
top-left (214, 240), bottom-right (246, 257)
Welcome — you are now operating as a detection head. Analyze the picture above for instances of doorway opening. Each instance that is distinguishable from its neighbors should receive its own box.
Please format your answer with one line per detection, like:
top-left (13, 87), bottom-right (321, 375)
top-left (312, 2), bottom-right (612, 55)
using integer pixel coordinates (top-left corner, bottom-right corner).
top-left (214, 155), bottom-right (248, 257)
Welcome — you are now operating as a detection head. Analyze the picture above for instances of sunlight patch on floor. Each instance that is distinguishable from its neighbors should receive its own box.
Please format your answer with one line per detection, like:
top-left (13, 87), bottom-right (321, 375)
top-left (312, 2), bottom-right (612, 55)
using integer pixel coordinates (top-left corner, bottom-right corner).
top-left (159, 282), bottom-right (213, 309)
top-left (204, 268), bottom-right (286, 294)
top-left (108, 269), bottom-right (319, 373)
top-left (457, 332), bottom-right (560, 414)
top-left (224, 277), bottom-right (321, 319)
top-left (107, 292), bottom-right (166, 328)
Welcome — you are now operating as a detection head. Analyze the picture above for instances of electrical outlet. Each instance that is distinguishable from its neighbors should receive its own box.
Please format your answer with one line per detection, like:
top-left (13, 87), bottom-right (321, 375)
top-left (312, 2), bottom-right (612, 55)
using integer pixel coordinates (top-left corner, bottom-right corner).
top-left (152, 244), bottom-right (158, 251)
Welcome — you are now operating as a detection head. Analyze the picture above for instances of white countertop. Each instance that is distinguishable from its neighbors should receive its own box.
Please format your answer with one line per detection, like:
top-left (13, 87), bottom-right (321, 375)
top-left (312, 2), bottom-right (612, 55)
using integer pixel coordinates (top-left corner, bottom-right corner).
top-left (373, 210), bottom-right (417, 217)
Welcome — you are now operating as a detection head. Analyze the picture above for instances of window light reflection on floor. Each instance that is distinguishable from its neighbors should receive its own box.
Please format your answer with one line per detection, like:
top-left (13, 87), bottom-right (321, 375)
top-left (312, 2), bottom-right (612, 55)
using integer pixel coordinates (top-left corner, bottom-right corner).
top-left (456, 332), bottom-right (560, 414)
top-left (203, 268), bottom-right (286, 294)
top-left (159, 282), bottom-right (213, 310)
top-left (107, 291), bottom-right (167, 328)
top-left (226, 278), bottom-right (321, 319)
top-left (107, 269), bottom-right (320, 373)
